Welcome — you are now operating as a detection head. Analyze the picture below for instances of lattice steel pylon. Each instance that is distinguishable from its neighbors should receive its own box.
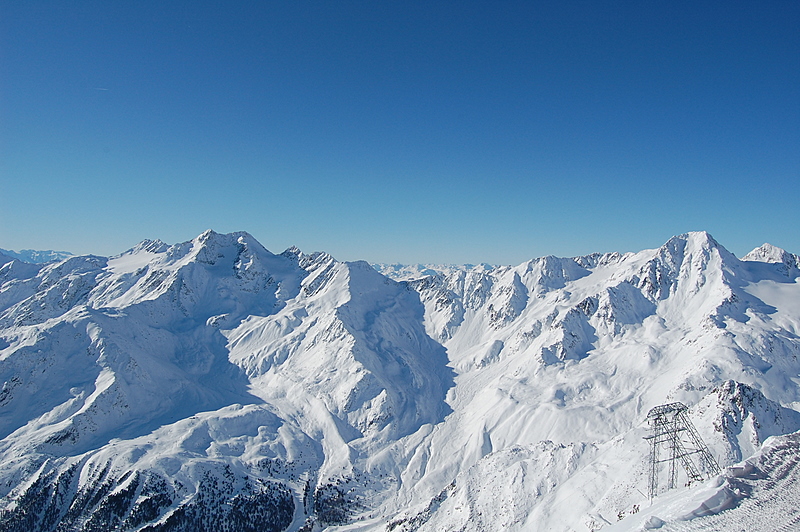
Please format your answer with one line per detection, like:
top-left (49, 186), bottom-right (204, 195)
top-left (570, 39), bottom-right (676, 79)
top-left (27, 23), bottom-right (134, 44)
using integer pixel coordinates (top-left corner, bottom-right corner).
top-left (644, 402), bottom-right (720, 499)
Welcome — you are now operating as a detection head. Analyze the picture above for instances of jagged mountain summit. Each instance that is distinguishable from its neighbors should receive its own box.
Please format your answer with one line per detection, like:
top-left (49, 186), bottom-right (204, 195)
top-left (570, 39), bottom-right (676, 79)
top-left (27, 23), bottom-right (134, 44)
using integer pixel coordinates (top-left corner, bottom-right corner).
top-left (0, 230), bottom-right (799, 531)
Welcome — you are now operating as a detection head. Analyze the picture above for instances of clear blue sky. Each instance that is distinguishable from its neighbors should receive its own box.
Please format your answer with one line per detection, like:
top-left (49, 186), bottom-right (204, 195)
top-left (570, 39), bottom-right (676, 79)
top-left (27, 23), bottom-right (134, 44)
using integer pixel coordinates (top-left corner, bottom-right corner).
top-left (1, 1), bottom-right (798, 264)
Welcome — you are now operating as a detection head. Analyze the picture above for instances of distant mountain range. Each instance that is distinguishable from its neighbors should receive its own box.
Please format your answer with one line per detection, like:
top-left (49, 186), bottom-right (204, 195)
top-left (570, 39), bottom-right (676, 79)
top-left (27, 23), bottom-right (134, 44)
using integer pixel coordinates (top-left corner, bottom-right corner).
top-left (1, 230), bottom-right (799, 531)
top-left (0, 248), bottom-right (73, 263)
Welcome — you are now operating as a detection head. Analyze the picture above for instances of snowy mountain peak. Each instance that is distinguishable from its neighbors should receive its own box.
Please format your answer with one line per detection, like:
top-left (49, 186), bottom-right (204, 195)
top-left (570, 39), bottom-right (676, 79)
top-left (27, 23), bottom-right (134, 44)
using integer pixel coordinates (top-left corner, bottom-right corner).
top-left (187, 229), bottom-right (266, 265)
top-left (280, 245), bottom-right (303, 261)
top-left (743, 242), bottom-right (787, 262)
top-left (572, 250), bottom-right (625, 269)
top-left (126, 238), bottom-right (169, 255)
top-left (742, 242), bottom-right (798, 267)
top-left (625, 231), bottom-right (741, 306)
top-left (655, 231), bottom-right (736, 267)
top-left (675, 230), bottom-right (720, 246)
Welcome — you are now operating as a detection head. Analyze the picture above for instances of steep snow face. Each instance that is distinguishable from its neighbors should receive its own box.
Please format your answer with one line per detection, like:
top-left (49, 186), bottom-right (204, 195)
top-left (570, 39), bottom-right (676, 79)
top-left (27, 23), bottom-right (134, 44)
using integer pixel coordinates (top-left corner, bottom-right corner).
top-left (1, 230), bottom-right (799, 532)
top-left (226, 255), bottom-right (453, 444)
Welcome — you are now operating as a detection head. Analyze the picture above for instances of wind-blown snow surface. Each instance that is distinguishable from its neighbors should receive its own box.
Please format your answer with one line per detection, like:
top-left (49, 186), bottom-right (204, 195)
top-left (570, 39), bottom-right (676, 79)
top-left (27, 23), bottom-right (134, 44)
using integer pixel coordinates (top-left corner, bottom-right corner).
top-left (1, 230), bottom-right (799, 531)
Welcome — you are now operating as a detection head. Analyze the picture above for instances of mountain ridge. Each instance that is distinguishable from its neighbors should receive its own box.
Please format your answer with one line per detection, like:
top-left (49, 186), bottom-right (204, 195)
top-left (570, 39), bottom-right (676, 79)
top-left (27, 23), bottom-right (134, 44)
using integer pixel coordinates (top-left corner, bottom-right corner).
top-left (1, 230), bottom-right (799, 531)
top-left (0, 248), bottom-right (74, 264)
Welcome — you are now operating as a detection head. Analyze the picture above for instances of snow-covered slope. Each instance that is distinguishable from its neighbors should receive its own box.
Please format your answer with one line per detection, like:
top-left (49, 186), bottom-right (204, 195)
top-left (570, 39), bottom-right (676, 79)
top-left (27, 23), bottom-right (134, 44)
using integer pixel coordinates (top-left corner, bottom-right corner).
top-left (1, 230), bottom-right (799, 531)
top-left (604, 429), bottom-right (800, 532)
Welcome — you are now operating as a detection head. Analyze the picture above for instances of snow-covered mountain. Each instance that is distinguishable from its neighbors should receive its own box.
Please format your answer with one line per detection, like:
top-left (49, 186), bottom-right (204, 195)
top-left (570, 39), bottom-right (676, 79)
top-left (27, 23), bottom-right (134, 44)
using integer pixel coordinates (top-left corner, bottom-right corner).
top-left (0, 248), bottom-right (73, 264)
top-left (372, 264), bottom-right (493, 283)
top-left (0, 230), bottom-right (799, 531)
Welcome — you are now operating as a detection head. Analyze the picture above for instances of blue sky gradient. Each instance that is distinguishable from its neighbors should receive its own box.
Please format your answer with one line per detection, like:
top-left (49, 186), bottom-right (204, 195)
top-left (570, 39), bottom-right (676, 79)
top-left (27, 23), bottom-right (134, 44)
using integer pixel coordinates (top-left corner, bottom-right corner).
top-left (1, 1), bottom-right (798, 264)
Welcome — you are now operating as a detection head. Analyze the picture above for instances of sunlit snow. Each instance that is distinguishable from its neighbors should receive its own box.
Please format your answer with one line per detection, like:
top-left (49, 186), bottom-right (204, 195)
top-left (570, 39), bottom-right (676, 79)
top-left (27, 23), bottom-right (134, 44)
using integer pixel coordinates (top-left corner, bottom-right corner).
top-left (1, 230), bottom-right (799, 531)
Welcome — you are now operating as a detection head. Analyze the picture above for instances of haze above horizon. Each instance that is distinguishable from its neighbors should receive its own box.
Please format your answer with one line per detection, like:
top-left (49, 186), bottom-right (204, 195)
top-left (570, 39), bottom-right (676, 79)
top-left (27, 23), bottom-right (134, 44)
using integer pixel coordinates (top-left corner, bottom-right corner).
top-left (1, 2), bottom-right (798, 264)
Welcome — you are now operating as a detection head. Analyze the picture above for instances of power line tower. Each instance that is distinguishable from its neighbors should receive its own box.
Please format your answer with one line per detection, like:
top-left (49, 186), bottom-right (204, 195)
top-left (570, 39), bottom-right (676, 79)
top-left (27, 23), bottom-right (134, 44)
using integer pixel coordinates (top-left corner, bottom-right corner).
top-left (644, 402), bottom-right (720, 499)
